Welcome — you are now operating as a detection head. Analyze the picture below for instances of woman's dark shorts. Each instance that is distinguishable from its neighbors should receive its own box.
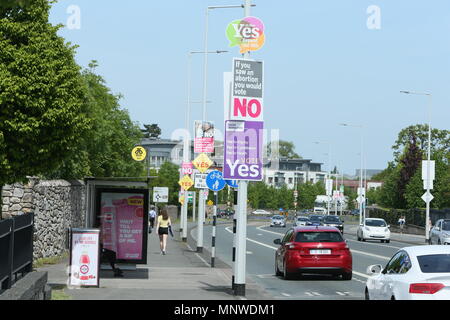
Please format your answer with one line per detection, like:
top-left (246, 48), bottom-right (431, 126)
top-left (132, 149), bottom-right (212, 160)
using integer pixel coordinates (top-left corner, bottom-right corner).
top-left (158, 227), bottom-right (169, 235)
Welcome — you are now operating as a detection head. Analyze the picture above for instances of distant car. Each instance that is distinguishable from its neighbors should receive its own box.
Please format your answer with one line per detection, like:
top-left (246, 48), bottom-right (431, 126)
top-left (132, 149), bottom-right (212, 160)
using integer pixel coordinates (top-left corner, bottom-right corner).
top-left (351, 209), bottom-right (360, 216)
top-left (357, 218), bottom-right (390, 243)
top-left (274, 226), bottom-right (352, 280)
top-left (306, 215), bottom-right (324, 226)
top-left (270, 215), bottom-right (286, 227)
top-left (252, 209), bottom-right (271, 215)
top-left (322, 215), bottom-right (344, 233)
top-left (294, 216), bottom-right (309, 227)
top-left (430, 219), bottom-right (450, 245)
top-left (365, 246), bottom-right (450, 300)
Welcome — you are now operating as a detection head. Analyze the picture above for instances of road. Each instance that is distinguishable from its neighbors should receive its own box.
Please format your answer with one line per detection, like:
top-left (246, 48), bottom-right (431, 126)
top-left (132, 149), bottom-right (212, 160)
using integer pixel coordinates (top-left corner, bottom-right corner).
top-left (192, 220), bottom-right (423, 300)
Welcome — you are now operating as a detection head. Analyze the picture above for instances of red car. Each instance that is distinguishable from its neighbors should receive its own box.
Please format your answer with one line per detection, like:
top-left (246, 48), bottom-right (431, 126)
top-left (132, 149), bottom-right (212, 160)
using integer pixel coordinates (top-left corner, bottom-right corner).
top-left (274, 226), bottom-right (352, 280)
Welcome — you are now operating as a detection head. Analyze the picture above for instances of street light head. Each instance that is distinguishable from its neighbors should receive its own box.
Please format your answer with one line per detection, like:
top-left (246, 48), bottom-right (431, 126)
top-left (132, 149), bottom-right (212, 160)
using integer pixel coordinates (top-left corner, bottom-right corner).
top-left (400, 91), bottom-right (410, 94)
top-left (339, 123), bottom-right (348, 127)
top-left (216, 50), bottom-right (228, 54)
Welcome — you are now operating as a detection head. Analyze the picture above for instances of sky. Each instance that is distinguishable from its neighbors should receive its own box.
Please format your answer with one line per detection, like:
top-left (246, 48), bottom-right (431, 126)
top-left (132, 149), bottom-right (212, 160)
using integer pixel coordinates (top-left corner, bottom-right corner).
top-left (49, 0), bottom-right (450, 175)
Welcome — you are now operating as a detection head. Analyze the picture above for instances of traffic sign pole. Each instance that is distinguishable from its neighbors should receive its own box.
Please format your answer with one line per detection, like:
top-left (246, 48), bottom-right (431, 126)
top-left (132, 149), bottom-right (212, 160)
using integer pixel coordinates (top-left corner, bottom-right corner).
top-left (182, 190), bottom-right (188, 242)
top-left (211, 191), bottom-right (218, 267)
top-left (197, 190), bottom-right (205, 252)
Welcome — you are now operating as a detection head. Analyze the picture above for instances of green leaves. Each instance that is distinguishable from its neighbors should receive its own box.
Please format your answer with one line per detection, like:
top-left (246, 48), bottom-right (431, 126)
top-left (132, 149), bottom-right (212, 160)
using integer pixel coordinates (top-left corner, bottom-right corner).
top-left (0, 1), bottom-right (89, 185)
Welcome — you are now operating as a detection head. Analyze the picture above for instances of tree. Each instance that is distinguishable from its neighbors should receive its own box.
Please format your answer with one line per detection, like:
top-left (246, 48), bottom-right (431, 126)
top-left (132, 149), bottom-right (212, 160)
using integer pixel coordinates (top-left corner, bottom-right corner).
top-left (142, 124), bottom-right (162, 139)
top-left (266, 140), bottom-right (301, 159)
top-left (0, 0), bottom-right (90, 185)
top-left (392, 124), bottom-right (449, 161)
top-left (46, 64), bottom-right (145, 179)
top-left (396, 133), bottom-right (423, 208)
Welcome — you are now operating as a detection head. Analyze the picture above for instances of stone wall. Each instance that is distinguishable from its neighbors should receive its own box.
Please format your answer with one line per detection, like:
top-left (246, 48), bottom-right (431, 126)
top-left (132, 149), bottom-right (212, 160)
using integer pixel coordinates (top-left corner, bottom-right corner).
top-left (1, 178), bottom-right (86, 261)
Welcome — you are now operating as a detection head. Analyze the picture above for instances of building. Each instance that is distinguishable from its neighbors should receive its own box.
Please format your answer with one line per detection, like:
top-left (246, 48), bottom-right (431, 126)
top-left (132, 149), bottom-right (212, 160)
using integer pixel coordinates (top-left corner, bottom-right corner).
top-left (264, 158), bottom-right (326, 189)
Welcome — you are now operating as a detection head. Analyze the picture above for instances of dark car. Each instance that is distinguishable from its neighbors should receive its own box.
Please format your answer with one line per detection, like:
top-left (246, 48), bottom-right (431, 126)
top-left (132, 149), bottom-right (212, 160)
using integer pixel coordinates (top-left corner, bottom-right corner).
top-left (274, 226), bottom-right (352, 280)
top-left (322, 215), bottom-right (344, 233)
top-left (307, 215), bottom-right (324, 226)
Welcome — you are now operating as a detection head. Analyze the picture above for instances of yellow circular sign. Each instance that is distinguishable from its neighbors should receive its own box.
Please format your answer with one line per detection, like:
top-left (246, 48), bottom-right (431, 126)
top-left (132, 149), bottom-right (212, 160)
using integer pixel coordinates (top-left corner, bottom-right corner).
top-left (131, 146), bottom-right (147, 161)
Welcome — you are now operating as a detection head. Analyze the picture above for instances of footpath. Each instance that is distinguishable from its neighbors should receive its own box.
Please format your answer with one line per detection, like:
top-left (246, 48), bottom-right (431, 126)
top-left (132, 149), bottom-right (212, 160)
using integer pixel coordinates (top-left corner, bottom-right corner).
top-left (36, 222), bottom-right (272, 300)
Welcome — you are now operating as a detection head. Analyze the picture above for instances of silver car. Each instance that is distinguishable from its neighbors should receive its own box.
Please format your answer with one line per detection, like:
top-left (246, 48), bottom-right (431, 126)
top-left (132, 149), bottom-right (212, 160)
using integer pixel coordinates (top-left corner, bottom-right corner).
top-left (270, 215), bottom-right (286, 227)
top-left (294, 216), bottom-right (309, 227)
top-left (430, 219), bottom-right (450, 245)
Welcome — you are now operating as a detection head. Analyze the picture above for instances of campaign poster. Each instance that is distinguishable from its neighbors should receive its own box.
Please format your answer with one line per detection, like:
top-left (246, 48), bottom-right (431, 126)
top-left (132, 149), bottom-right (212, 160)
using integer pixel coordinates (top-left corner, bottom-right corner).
top-left (98, 190), bottom-right (148, 264)
top-left (194, 120), bottom-right (215, 153)
top-left (69, 229), bottom-right (100, 287)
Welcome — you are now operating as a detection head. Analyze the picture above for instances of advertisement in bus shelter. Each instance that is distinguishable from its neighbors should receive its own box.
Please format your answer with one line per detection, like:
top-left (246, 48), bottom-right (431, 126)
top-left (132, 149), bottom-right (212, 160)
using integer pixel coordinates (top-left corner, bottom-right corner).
top-left (98, 190), bottom-right (148, 264)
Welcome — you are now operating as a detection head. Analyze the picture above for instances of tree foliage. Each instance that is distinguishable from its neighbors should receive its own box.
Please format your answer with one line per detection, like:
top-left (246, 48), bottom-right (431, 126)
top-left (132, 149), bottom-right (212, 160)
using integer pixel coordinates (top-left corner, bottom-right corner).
top-left (392, 124), bottom-right (449, 161)
top-left (378, 125), bottom-right (450, 210)
top-left (266, 140), bottom-right (301, 159)
top-left (142, 124), bottom-right (161, 139)
top-left (0, 0), bottom-right (90, 185)
top-left (46, 64), bottom-right (145, 179)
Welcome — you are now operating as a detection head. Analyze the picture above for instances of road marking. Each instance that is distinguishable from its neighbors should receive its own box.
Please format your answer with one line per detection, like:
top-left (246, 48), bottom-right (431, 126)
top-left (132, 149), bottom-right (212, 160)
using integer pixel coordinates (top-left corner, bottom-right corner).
top-left (225, 227), bottom-right (278, 250)
top-left (256, 225), bottom-right (284, 236)
top-left (281, 292), bottom-right (291, 297)
top-left (350, 249), bottom-right (390, 261)
top-left (352, 270), bottom-right (370, 279)
top-left (257, 233), bottom-right (263, 236)
top-left (257, 274), bottom-right (276, 279)
top-left (306, 291), bottom-right (321, 296)
top-left (246, 251), bottom-right (253, 254)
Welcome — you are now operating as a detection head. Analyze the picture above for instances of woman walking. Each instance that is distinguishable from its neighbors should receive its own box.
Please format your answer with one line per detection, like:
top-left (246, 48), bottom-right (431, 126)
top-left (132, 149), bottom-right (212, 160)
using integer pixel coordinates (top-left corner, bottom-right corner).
top-left (156, 208), bottom-right (171, 255)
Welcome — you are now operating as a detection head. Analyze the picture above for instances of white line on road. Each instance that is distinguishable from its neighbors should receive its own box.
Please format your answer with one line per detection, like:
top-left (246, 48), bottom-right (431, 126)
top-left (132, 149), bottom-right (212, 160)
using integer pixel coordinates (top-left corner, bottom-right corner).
top-left (281, 292), bottom-right (291, 297)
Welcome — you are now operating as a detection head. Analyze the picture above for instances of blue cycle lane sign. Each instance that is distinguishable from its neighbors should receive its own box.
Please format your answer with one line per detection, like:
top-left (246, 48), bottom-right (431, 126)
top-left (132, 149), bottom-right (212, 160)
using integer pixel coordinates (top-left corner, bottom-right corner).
top-left (206, 170), bottom-right (226, 192)
top-left (225, 179), bottom-right (239, 189)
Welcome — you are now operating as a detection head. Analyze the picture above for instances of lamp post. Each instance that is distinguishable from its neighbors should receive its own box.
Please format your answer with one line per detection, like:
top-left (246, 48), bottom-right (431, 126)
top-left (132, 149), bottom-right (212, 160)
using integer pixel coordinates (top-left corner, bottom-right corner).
top-left (181, 51), bottom-right (227, 243)
top-left (314, 141), bottom-right (331, 215)
top-left (400, 91), bottom-right (433, 242)
top-left (340, 123), bottom-right (364, 225)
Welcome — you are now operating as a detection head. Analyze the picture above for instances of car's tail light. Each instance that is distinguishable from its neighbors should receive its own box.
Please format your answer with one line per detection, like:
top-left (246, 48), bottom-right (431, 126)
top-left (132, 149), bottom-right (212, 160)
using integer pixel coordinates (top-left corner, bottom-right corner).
top-left (409, 283), bottom-right (445, 294)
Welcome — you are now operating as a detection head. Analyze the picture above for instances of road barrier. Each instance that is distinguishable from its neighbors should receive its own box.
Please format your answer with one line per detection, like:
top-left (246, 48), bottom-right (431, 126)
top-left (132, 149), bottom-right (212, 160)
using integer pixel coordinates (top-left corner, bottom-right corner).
top-left (0, 213), bottom-right (34, 293)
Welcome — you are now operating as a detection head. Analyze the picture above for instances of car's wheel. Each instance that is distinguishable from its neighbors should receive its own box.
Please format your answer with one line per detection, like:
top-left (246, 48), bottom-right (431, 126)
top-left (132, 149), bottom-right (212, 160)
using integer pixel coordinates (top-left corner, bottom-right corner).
top-left (438, 239), bottom-right (441, 245)
top-left (275, 258), bottom-right (282, 276)
top-left (381, 240), bottom-right (385, 243)
top-left (283, 261), bottom-right (293, 280)
top-left (342, 272), bottom-right (352, 280)
top-left (386, 240), bottom-right (390, 243)
top-left (391, 296), bottom-right (396, 300)
top-left (365, 288), bottom-right (370, 300)
top-left (362, 237), bottom-right (366, 242)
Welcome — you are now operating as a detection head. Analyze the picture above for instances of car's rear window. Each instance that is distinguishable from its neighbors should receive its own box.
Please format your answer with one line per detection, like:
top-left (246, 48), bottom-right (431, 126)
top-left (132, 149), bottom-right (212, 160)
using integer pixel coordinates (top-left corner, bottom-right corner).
top-left (365, 219), bottom-right (386, 227)
top-left (323, 217), bottom-right (341, 223)
top-left (297, 218), bottom-right (308, 221)
top-left (417, 254), bottom-right (450, 273)
top-left (295, 231), bottom-right (343, 243)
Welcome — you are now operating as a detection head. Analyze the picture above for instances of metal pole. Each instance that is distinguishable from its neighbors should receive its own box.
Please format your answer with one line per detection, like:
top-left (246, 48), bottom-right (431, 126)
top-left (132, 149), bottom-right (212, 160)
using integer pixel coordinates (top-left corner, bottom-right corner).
top-left (197, 190), bottom-right (205, 252)
top-left (232, 215), bottom-right (237, 290)
top-left (425, 95), bottom-right (432, 242)
top-left (234, 0), bottom-right (251, 297)
top-left (211, 192), bottom-right (218, 267)
top-left (359, 130), bottom-right (363, 225)
top-left (193, 191), bottom-right (196, 223)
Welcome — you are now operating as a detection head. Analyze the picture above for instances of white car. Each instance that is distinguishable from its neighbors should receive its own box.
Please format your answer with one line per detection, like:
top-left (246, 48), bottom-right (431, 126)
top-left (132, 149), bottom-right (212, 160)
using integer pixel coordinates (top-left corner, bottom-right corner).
top-left (365, 246), bottom-right (450, 300)
top-left (270, 215), bottom-right (286, 227)
top-left (430, 219), bottom-right (450, 245)
top-left (252, 209), bottom-right (271, 215)
top-left (357, 218), bottom-right (390, 243)
top-left (294, 216), bottom-right (309, 227)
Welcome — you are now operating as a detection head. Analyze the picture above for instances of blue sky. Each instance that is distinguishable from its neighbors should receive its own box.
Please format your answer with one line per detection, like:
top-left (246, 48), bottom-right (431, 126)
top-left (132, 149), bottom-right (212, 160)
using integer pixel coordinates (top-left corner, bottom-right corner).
top-left (49, 1), bottom-right (450, 175)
